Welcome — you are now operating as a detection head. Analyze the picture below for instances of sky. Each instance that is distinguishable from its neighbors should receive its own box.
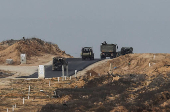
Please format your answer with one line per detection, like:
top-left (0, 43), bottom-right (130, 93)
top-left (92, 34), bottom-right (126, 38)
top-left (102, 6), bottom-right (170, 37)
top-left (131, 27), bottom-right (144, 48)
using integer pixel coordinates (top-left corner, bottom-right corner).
top-left (0, 0), bottom-right (170, 58)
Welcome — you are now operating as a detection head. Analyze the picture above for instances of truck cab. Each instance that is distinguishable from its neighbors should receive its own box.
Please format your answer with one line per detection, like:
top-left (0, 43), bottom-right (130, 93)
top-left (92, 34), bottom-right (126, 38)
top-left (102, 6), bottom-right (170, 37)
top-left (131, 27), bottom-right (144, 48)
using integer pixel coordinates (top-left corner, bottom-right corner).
top-left (81, 47), bottom-right (94, 60)
top-left (121, 47), bottom-right (133, 55)
top-left (52, 57), bottom-right (68, 71)
top-left (100, 41), bottom-right (118, 59)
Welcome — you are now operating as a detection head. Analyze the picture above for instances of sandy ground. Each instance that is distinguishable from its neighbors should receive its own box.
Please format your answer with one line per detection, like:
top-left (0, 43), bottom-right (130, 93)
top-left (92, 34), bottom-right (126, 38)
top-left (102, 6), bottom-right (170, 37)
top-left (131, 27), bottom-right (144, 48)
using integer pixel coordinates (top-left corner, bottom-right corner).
top-left (1, 53), bottom-right (170, 111)
top-left (0, 57), bottom-right (108, 88)
top-left (0, 54), bottom-right (55, 78)
top-left (0, 56), bottom-right (106, 89)
top-left (0, 54), bottom-right (54, 88)
top-left (0, 55), bottom-right (109, 79)
top-left (92, 53), bottom-right (170, 77)
top-left (0, 66), bottom-right (38, 76)
top-left (0, 38), bottom-right (73, 88)
top-left (1, 53), bottom-right (170, 86)
top-left (76, 59), bottom-right (111, 77)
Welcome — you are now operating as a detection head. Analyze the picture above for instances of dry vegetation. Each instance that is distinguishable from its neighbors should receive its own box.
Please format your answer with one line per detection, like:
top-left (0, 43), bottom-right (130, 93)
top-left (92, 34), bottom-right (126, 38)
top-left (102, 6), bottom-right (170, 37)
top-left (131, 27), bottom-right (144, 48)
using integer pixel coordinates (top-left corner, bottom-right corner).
top-left (1, 69), bottom-right (170, 112)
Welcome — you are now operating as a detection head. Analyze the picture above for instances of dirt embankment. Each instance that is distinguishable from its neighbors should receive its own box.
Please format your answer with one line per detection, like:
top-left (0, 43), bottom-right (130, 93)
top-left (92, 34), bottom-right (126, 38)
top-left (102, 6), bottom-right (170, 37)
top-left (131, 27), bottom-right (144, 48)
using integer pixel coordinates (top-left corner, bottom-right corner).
top-left (0, 38), bottom-right (73, 65)
top-left (39, 71), bottom-right (170, 112)
top-left (92, 53), bottom-right (170, 77)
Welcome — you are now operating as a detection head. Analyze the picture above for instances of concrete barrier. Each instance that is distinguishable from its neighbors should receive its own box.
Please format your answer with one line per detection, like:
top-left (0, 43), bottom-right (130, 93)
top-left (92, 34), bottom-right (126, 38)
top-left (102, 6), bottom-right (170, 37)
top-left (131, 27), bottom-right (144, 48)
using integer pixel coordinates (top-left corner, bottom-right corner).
top-left (6, 59), bottom-right (13, 64)
top-left (20, 54), bottom-right (26, 64)
top-left (38, 65), bottom-right (45, 79)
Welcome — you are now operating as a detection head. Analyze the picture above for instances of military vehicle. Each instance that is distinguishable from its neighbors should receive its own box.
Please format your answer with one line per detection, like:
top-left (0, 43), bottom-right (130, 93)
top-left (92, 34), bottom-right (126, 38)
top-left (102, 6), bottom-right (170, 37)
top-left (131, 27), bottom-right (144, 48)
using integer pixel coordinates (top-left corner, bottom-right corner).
top-left (100, 41), bottom-right (118, 59)
top-left (81, 47), bottom-right (94, 60)
top-left (52, 57), bottom-right (68, 71)
top-left (121, 47), bottom-right (133, 55)
top-left (116, 51), bottom-right (121, 57)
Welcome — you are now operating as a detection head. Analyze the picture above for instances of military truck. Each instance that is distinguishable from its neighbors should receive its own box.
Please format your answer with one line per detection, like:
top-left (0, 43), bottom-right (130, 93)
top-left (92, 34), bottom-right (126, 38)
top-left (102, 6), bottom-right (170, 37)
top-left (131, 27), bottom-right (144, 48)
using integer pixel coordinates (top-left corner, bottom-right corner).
top-left (81, 47), bottom-right (94, 60)
top-left (52, 57), bottom-right (68, 71)
top-left (100, 41), bottom-right (118, 59)
top-left (121, 47), bottom-right (133, 55)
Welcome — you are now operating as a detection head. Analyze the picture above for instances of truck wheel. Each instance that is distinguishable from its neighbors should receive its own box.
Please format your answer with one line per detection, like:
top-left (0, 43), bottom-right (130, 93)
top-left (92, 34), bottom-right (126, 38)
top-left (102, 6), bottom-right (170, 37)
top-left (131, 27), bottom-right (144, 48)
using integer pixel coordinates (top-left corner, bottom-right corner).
top-left (90, 57), bottom-right (94, 60)
top-left (110, 56), bottom-right (114, 59)
top-left (101, 56), bottom-right (105, 60)
top-left (52, 66), bottom-right (55, 71)
top-left (100, 56), bottom-right (103, 60)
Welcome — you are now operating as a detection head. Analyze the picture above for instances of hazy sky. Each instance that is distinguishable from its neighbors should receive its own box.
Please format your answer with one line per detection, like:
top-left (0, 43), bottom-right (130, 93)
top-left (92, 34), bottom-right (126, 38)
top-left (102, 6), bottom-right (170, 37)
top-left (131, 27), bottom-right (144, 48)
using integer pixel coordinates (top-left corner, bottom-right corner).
top-left (0, 0), bottom-right (170, 58)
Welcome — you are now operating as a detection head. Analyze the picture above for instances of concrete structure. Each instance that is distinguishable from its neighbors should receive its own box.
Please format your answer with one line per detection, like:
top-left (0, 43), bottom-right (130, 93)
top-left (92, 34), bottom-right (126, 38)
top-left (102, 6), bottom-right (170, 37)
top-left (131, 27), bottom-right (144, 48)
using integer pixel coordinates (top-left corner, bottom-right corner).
top-left (20, 54), bottom-right (26, 64)
top-left (6, 59), bottom-right (13, 64)
top-left (38, 65), bottom-right (45, 79)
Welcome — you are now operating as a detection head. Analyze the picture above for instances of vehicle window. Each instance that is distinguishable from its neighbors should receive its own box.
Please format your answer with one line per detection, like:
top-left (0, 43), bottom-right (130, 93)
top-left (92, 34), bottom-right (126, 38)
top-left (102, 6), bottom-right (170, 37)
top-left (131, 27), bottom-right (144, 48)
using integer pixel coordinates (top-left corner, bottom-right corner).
top-left (83, 48), bottom-right (90, 53)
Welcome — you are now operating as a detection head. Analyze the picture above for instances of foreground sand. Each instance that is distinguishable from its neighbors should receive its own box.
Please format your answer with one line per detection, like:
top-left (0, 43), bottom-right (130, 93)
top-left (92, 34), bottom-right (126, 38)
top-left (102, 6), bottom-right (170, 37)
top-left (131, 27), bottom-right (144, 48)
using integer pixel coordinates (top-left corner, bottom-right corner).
top-left (1, 53), bottom-right (170, 111)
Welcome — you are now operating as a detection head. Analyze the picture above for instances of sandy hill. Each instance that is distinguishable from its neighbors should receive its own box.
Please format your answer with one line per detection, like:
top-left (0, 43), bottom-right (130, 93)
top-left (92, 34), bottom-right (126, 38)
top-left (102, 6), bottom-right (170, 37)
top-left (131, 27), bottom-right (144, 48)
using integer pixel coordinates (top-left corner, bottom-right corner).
top-left (92, 53), bottom-right (170, 76)
top-left (0, 38), bottom-right (72, 65)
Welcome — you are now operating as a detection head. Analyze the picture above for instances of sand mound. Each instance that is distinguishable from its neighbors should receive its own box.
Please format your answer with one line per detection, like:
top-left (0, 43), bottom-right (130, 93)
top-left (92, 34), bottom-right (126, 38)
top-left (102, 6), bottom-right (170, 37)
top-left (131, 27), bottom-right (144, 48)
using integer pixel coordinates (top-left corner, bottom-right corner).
top-left (0, 38), bottom-right (72, 65)
top-left (92, 53), bottom-right (170, 76)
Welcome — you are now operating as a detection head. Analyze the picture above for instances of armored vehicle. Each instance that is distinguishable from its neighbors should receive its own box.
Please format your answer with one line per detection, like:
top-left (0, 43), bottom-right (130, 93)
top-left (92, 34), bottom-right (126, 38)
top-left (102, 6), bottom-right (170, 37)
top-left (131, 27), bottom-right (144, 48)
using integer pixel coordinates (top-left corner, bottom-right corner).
top-left (121, 47), bottom-right (133, 55)
top-left (52, 57), bottom-right (68, 71)
top-left (100, 41), bottom-right (118, 59)
top-left (81, 47), bottom-right (94, 60)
